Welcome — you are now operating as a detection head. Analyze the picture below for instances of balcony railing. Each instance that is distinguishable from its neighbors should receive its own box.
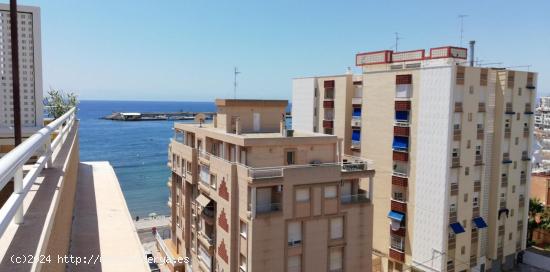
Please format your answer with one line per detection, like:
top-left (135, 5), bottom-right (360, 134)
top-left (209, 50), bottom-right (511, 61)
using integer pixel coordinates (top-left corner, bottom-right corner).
top-left (454, 102), bottom-right (463, 112)
top-left (478, 103), bottom-right (486, 112)
top-left (525, 103), bottom-right (533, 114)
top-left (520, 173), bottom-right (527, 184)
top-left (502, 153), bottom-right (512, 163)
top-left (522, 151), bottom-right (530, 161)
top-left (474, 180), bottom-right (481, 192)
top-left (451, 157), bottom-right (460, 168)
top-left (0, 108), bottom-right (76, 237)
top-left (524, 127), bottom-right (530, 137)
top-left (477, 128), bottom-right (484, 140)
top-left (256, 202), bottom-right (282, 214)
top-left (341, 192), bottom-right (370, 204)
top-left (519, 195), bottom-right (525, 207)
top-left (352, 97), bottom-right (362, 105)
top-left (501, 175), bottom-right (508, 187)
top-left (351, 116), bottom-right (361, 127)
top-left (450, 183), bottom-right (458, 195)
top-left (351, 140), bottom-right (361, 150)
top-left (505, 103), bottom-right (514, 114)
top-left (498, 225), bottom-right (505, 236)
top-left (391, 199), bottom-right (407, 213)
top-left (475, 155), bottom-right (483, 165)
top-left (449, 211), bottom-right (457, 223)
top-left (453, 128), bottom-right (461, 141)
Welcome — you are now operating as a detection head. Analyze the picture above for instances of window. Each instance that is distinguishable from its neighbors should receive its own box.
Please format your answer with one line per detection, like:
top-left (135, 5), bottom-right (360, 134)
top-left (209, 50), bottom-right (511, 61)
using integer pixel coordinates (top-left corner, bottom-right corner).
top-left (288, 222), bottom-right (302, 246)
top-left (461, 246), bottom-right (465, 255)
top-left (465, 167), bottom-right (470, 176)
top-left (473, 194), bottom-right (479, 207)
top-left (330, 217), bottom-right (344, 240)
top-left (296, 188), bottom-right (310, 202)
top-left (324, 185), bottom-right (337, 198)
top-left (450, 203), bottom-right (457, 212)
top-left (286, 150), bottom-right (296, 165)
top-left (240, 221), bottom-right (248, 238)
top-left (329, 247), bottom-right (343, 271)
top-left (468, 113), bottom-right (473, 122)
top-left (456, 66), bottom-right (465, 85)
top-left (464, 193), bottom-right (468, 202)
top-left (287, 255), bottom-right (301, 272)
top-left (509, 232), bottom-right (513, 240)
top-left (452, 148), bottom-right (459, 158)
top-left (210, 174), bottom-right (217, 189)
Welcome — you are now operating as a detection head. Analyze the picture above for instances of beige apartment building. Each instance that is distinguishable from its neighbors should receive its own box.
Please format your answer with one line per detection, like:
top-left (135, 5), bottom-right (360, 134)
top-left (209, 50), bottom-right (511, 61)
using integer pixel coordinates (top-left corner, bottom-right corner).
top-left (160, 99), bottom-right (375, 272)
top-left (292, 73), bottom-right (363, 156)
top-left (293, 46), bottom-right (537, 272)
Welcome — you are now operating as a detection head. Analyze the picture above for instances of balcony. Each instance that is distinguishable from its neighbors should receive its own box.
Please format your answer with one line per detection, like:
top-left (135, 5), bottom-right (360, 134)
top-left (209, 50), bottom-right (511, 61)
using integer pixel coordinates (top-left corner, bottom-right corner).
top-left (198, 229), bottom-right (216, 249)
top-left (341, 190), bottom-right (370, 204)
top-left (474, 180), bottom-right (481, 192)
top-left (473, 206), bottom-right (480, 217)
top-left (449, 211), bottom-right (457, 223)
top-left (450, 183), bottom-right (458, 195)
top-left (518, 220), bottom-right (524, 231)
top-left (454, 102), bottom-right (463, 112)
top-left (351, 116), bottom-right (361, 127)
top-left (524, 127), bottom-right (530, 138)
top-left (471, 229), bottom-right (479, 244)
top-left (475, 155), bottom-right (483, 166)
top-left (498, 225), bottom-right (505, 236)
top-left (351, 140), bottom-right (361, 151)
top-left (525, 103), bottom-right (534, 114)
top-left (394, 126), bottom-right (410, 137)
top-left (323, 120), bottom-right (334, 129)
top-left (389, 248), bottom-right (405, 262)
top-left (500, 200), bottom-right (507, 209)
top-left (451, 157), bottom-right (460, 168)
top-left (502, 153), bottom-right (512, 164)
top-left (497, 246), bottom-right (504, 259)
top-left (505, 103), bottom-right (515, 114)
top-left (470, 255), bottom-right (478, 268)
top-left (453, 128), bottom-right (461, 141)
top-left (478, 102), bottom-right (486, 112)
top-left (323, 100), bottom-right (334, 108)
top-left (505, 127), bottom-right (511, 138)
top-left (256, 202), bottom-right (282, 214)
top-left (352, 97), bottom-right (362, 105)
top-left (391, 199), bottom-right (407, 213)
top-left (477, 127), bottom-right (484, 140)
top-left (522, 151), bottom-right (530, 161)
top-left (501, 175), bottom-right (508, 187)
top-left (519, 195), bottom-right (525, 207)
top-left (392, 174), bottom-right (408, 187)
top-left (520, 173), bottom-right (527, 184)
top-left (448, 235), bottom-right (456, 249)
top-left (324, 90), bottom-right (335, 100)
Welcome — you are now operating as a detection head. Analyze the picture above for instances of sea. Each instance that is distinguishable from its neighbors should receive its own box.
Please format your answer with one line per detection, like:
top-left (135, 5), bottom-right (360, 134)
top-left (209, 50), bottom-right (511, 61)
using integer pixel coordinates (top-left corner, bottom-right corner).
top-left (78, 100), bottom-right (216, 218)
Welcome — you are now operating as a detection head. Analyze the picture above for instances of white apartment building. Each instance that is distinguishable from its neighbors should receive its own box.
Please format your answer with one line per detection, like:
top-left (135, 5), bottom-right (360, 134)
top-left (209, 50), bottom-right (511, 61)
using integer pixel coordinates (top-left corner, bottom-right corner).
top-left (0, 4), bottom-right (43, 153)
top-left (293, 46), bottom-right (537, 272)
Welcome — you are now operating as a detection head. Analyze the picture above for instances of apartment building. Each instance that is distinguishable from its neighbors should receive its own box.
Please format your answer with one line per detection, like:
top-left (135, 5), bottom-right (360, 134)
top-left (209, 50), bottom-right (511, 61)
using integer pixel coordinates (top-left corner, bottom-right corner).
top-left (293, 46), bottom-right (537, 272)
top-left (160, 99), bottom-right (375, 272)
top-left (292, 73), bottom-right (363, 156)
top-left (0, 4), bottom-right (43, 153)
top-left (534, 97), bottom-right (550, 129)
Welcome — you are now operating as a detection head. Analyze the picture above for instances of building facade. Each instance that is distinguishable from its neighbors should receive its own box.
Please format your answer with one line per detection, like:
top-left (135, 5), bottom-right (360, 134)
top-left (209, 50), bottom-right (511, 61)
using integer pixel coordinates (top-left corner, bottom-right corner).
top-left (0, 4), bottom-right (43, 153)
top-left (292, 73), bottom-right (363, 156)
top-left (160, 99), bottom-right (375, 272)
top-left (293, 46), bottom-right (537, 272)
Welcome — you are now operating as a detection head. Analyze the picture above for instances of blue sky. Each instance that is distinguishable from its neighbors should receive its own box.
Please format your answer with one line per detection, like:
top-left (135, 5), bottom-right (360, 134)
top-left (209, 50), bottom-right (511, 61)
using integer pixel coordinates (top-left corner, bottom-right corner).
top-left (14, 0), bottom-right (550, 101)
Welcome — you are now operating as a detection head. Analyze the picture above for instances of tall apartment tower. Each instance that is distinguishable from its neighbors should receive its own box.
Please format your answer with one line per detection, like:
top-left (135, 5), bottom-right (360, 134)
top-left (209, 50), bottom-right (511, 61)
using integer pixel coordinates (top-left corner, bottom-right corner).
top-left (160, 99), bottom-right (375, 272)
top-left (292, 73), bottom-right (363, 156)
top-left (0, 4), bottom-right (43, 153)
top-left (293, 46), bottom-right (537, 272)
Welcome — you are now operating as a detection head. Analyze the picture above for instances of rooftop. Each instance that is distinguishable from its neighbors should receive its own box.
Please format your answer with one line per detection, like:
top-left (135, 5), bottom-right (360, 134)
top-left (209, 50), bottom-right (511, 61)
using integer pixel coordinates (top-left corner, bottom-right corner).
top-left (215, 99), bottom-right (288, 107)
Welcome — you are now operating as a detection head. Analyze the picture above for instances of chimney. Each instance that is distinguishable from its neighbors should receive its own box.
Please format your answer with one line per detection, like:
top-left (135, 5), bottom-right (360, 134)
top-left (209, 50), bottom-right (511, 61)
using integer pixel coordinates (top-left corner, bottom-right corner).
top-left (469, 40), bottom-right (475, 67)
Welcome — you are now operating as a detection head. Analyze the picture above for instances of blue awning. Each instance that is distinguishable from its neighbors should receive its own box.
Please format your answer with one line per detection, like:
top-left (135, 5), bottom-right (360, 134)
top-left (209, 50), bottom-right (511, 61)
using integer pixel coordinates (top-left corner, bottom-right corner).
top-left (395, 111), bottom-right (409, 121)
top-left (392, 136), bottom-right (408, 151)
top-left (388, 211), bottom-right (405, 222)
top-left (449, 222), bottom-right (465, 234)
top-left (352, 130), bottom-right (361, 141)
top-left (473, 217), bottom-right (488, 229)
top-left (353, 107), bottom-right (362, 117)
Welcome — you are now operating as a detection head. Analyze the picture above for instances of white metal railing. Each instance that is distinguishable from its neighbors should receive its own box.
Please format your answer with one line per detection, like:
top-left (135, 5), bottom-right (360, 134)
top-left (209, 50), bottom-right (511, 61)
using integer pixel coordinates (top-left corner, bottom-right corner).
top-left (0, 107), bottom-right (76, 238)
top-left (155, 231), bottom-right (176, 262)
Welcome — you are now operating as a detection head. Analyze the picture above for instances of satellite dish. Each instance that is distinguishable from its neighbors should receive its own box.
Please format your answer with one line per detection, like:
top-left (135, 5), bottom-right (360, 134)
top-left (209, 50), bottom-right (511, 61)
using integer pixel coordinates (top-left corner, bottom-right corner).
top-left (195, 113), bottom-right (206, 127)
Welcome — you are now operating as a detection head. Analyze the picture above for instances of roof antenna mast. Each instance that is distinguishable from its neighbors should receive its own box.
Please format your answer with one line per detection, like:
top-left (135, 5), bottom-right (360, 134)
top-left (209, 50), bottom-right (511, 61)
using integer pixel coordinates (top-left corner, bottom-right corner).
top-left (458, 14), bottom-right (468, 47)
top-left (233, 67), bottom-right (240, 99)
top-left (394, 32), bottom-right (400, 51)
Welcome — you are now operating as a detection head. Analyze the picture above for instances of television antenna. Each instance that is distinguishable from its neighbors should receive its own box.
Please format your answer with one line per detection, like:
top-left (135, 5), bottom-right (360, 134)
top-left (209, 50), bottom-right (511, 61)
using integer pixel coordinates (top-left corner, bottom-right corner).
top-left (233, 67), bottom-right (240, 99)
top-left (394, 32), bottom-right (400, 51)
top-left (458, 14), bottom-right (468, 46)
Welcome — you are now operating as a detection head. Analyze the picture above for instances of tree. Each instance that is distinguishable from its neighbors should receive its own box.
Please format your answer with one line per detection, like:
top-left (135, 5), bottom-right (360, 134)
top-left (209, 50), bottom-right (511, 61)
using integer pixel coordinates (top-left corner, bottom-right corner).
top-left (44, 89), bottom-right (78, 119)
top-left (528, 198), bottom-right (545, 242)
